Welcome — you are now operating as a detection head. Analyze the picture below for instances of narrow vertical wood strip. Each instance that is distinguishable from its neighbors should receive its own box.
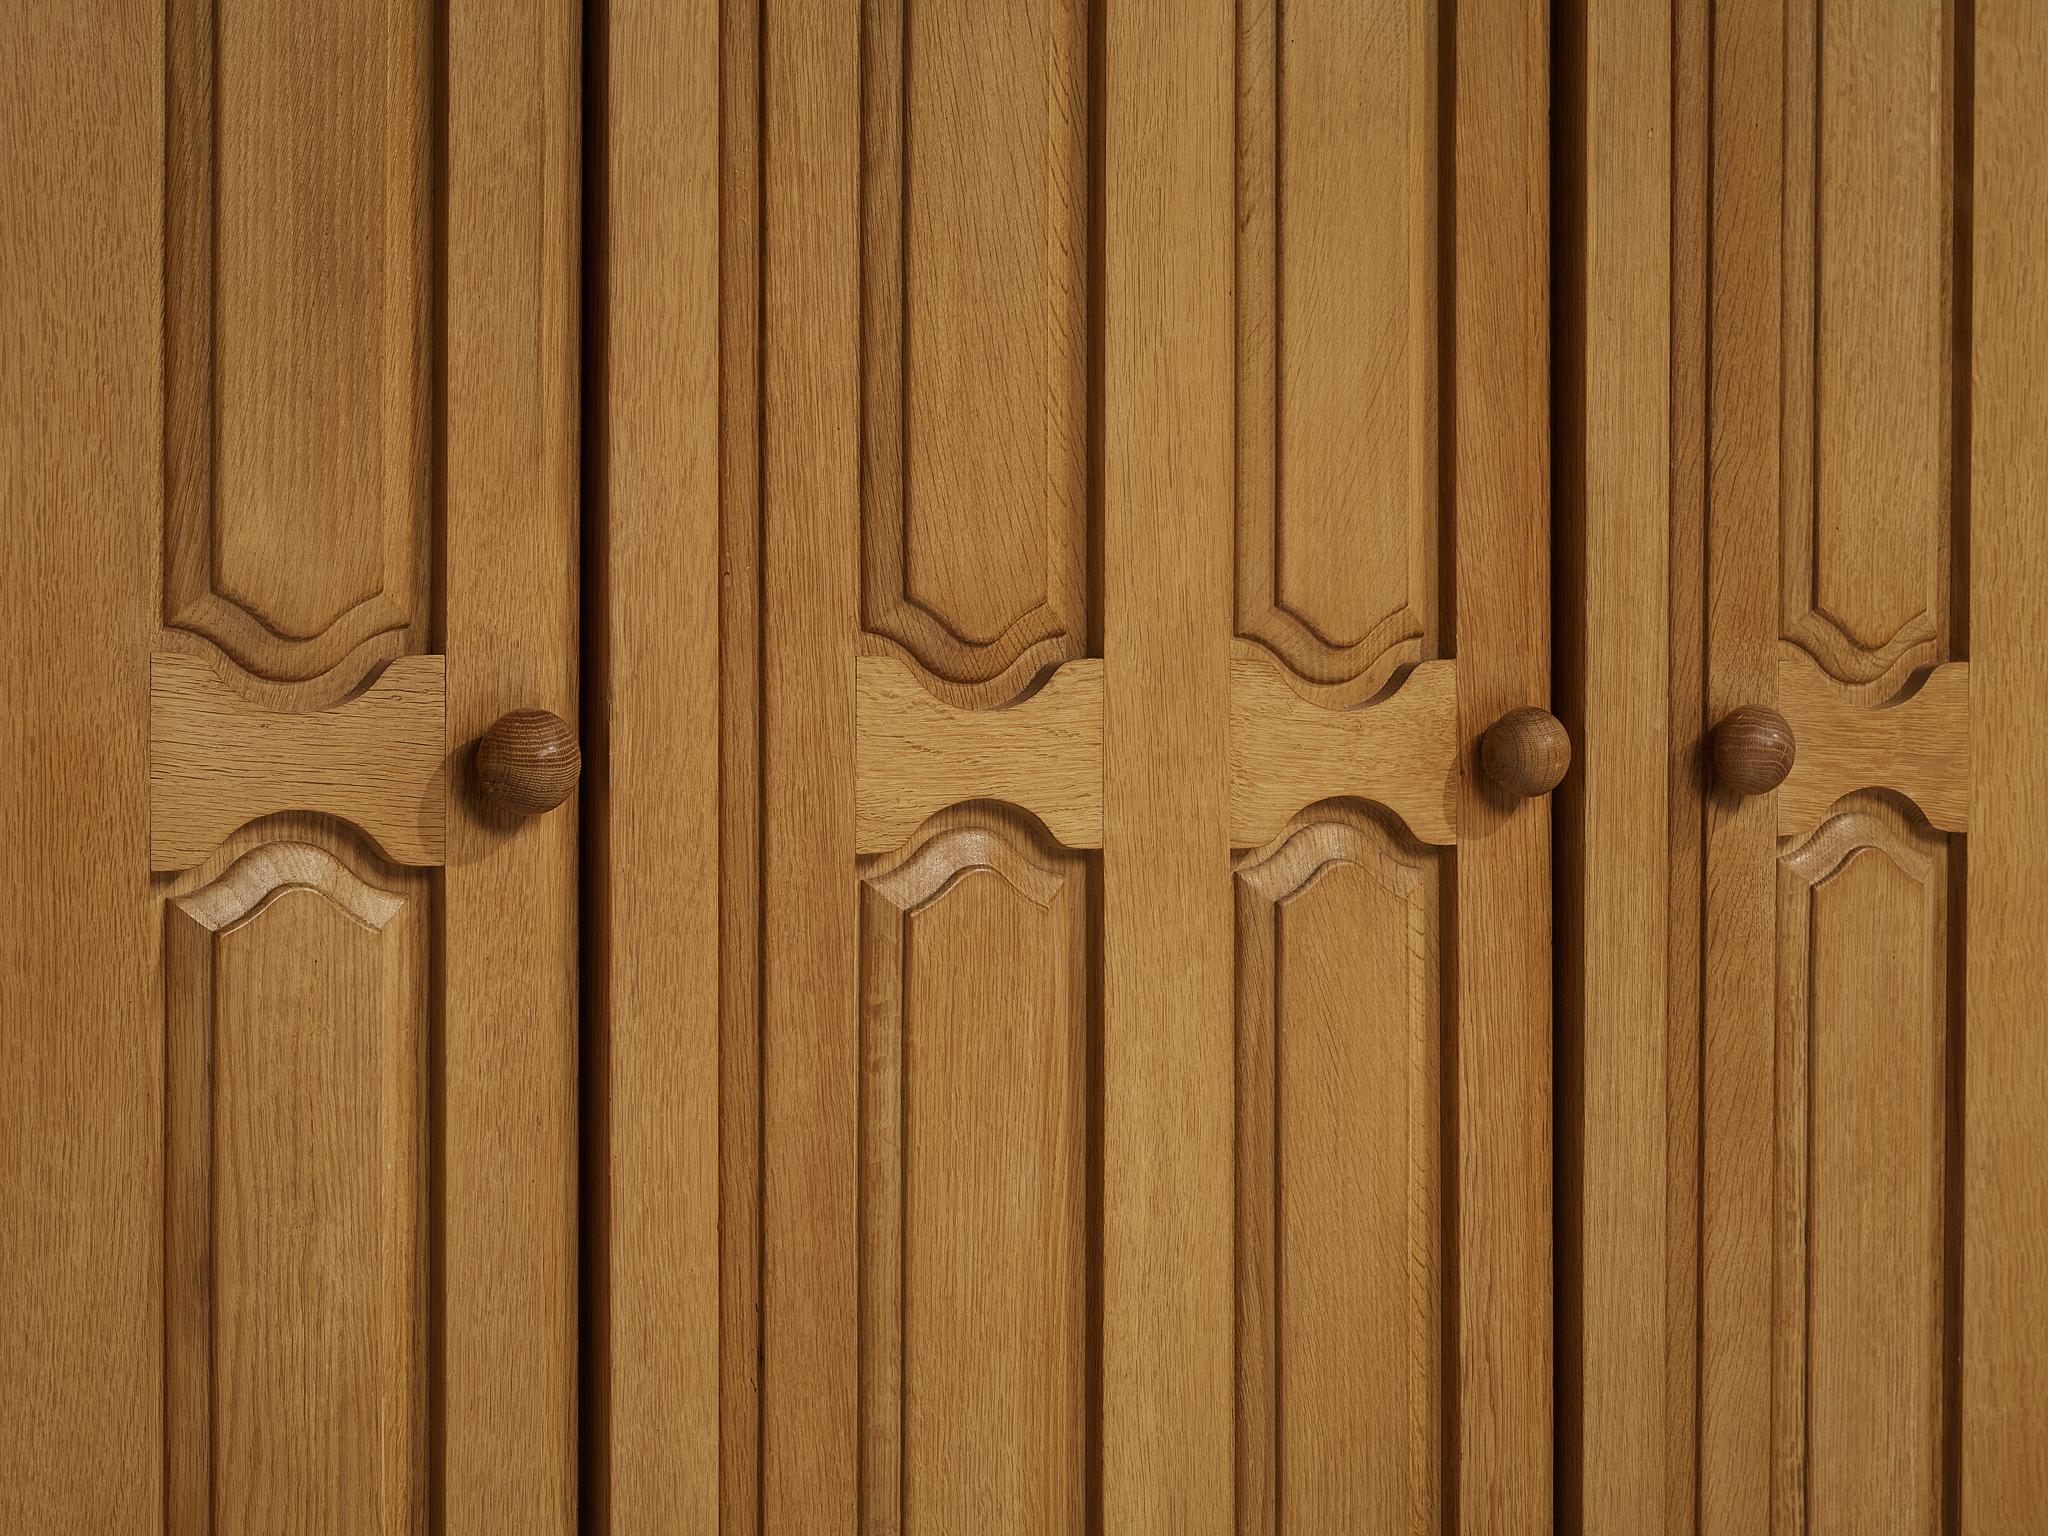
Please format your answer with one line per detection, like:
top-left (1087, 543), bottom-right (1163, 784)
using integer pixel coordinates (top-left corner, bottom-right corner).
top-left (1450, 0), bottom-right (1554, 1527)
top-left (597, 0), bottom-right (724, 1527)
top-left (1561, 0), bottom-right (1674, 1529)
top-left (1233, 885), bottom-right (1279, 1536)
top-left (1101, 0), bottom-right (1236, 1529)
top-left (1699, 1), bottom-right (1784, 1531)
top-left (1964, 1), bottom-right (2048, 1526)
top-left (759, 0), bottom-right (862, 1527)
top-left (441, 1), bottom-right (581, 1526)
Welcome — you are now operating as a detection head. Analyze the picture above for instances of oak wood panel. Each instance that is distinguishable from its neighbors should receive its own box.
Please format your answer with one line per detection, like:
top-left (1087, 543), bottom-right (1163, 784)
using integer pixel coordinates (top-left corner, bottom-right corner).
top-left (149, 652), bottom-right (448, 870)
top-left (1554, 0), bottom-right (1680, 1527)
top-left (1228, 651), bottom-right (1459, 848)
top-left (857, 656), bottom-right (1104, 853)
top-left (1965, 2), bottom-right (2048, 1524)
top-left (1234, 0), bottom-right (1437, 699)
top-left (1234, 809), bottom-right (1442, 1536)
top-left (439, 2), bottom-right (580, 1526)
top-left (164, 0), bottom-right (434, 693)
top-left (760, 0), bottom-right (863, 1524)
top-left (590, 0), bottom-right (725, 1527)
top-left (0, 4), bottom-right (163, 1523)
top-left (165, 842), bottom-right (428, 1536)
top-left (858, 0), bottom-right (1092, 708)
top-left (1101, 0), bottom-right (1236, 1527)
top-left (859, 810), bottom-right (1092, 1534)
top-left (1775, 802), bottom-right (1951, 1536)
top-left (1450, 2), bottom-right (1554, 1526)
top-left (1776, 649), bottom-right (1971, 838)
top-left (1780, 0), bottom-right (1954, 691)
top-left (1700, 3), bottom-right (1787, 1529)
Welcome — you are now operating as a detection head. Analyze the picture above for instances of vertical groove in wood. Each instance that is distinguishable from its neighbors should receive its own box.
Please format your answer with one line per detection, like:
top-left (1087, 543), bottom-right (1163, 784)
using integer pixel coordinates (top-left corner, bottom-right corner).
top-left (1449, 0), bottom-right (1553, 1527)
top-left (1101, 0), bottom-right (1236, 1530)
top-left (595, 0), bottom-right (725, 1528)
top-left (1965, 0), bottom-right (2048, 1526)
top-left (719, 0), bottom-right (766, 1531)
top-left (759, 1), bottom-right (862, 1528)
top-left (440, 1), bottom-right (581, 1527)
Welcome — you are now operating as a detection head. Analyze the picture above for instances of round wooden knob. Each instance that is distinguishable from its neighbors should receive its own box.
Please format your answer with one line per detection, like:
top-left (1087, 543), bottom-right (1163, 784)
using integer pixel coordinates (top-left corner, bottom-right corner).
top-left (1481, 707), bottom-right (1572, 798)
top-left (476, 708), bottom-right (581, 816)
top-left (1711, 705), bottom-right (1796, 796)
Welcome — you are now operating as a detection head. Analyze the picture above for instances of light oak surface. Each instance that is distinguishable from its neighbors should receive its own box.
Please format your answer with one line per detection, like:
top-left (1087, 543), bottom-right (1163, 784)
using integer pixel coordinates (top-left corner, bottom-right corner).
top-left (149, 651), bottom-right (448, 870)
top-left (5, 2), bottom-right (580, 1529)
top-left (1776, 649), bottom-right (1970, 838)
top-left (1228, 651), bottom-right (1461, 848)
top-left (857, 655), bottom-right (1104, 853)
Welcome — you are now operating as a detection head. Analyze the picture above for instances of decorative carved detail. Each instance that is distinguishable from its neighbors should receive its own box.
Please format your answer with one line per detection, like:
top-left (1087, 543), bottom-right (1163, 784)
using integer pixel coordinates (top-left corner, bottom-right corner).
top-left (1235, 0), bottom-right (1440, 696)
top-left (1775, 647), bottom-right (1968, 839)
top-left (1773, 793), bottom-right (1951, 1532)
top-left (165, 0), bottom-right (435, 691)
top-left (857, 801), bottom-right (1092, 1526)
top-left (1229, 646), bottom-right (1459, 849)
top-left (165, 840), bottom-right (427, 1532)
top-left (858, 0), bottom-right (1093, 708)
top-left (1777, 0), bottom-right (1956, 693)
top-left (856, 655), bottom-right (1103, 855)
top-left (1234, 803), bottom-right (1443, 1527)
top-left (150, 651), bottom-right (448, 871)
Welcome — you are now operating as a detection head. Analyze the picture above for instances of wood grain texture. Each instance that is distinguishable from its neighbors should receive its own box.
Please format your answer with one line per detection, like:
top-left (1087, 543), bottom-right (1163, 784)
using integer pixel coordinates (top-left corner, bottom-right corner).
top-left (1780, 0), bottom-right (1954, 692)
top-left (165, 842), bottom-right (428, 1536)
top-left (591, 0), bottom-right (725, 1527)
top-left (1966, 1), bottom-right (2048, 1524)
top-left (164, 0), bottom-right (434, 694)
top-left (858, 807), bottom-right (1092, 1534)
top-left (0, 3), bottom-right (163, 1524)
top-left (760, 0), bottom-right (862, 1525)
top-left (1101, 0), bottom-right (1237, 1527)
top-left (1479, 707), bottom-right (1571, 800)
top-left (1228, 651), bottom-right (1459, 848)
top-left (857, 0), bottom-right (1092, 708)
top-left (149, 651), bottom-right (448, 870)
top-left (1776, 649), bottom-right (1970, 837)
top-left (1774, 801), bottom-right (1951, 1536)
top-left (1553, 0), bottom-right (1679, 1528)
top-left (1709, 704), bottom-right (1797, 798)
top-left (440, 1), bottom-right (580, 1526)
top-left (857, 655), bottom-right (1103, 854)
top-left (1234, 0), bottom-right (1438, 699)
top-left (1233, 807), bottom-right (1442, 1536)
top-left (1699, 2), bottom-right (1786, 1528)
top-left (1451, 0), bottom-right (1554, 1526)
top-left (476, 707), bottom-right (581, 817)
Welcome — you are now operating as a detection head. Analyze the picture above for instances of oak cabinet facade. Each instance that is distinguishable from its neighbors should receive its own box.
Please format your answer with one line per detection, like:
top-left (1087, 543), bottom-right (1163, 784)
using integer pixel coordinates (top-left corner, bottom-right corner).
top-left (3, 1), bottom-right (2044, 1533)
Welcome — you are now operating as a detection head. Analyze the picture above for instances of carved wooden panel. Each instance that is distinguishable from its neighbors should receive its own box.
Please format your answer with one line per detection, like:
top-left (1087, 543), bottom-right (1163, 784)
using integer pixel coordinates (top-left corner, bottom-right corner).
top-left (166, 0), bottom-right (435, 693)
top-left (1779, 0), bottom-right (1958, 692)
top-left (858, 0), bottom-right (1093, 708)
top-left (165, 840), bottom-right (429, 1535)
top-left (1236, 0), bottom-right (1440, 699)
top-left (1773, 797), bottom-right (1954, 1536)
top-left (858, 809), bottom-right (1093, 1532)
top-left (1234, 805), bottom-right (1444, 1533)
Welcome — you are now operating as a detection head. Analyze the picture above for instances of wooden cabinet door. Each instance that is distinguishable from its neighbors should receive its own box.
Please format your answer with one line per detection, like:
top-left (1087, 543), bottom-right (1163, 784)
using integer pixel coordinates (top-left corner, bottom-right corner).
top-left (597, 1), bottom-right (1555, 1531)
top-left (2, 3), bottom-right (580, 1530)
top-left (1562, 1), bottom-right (2048, 1530)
